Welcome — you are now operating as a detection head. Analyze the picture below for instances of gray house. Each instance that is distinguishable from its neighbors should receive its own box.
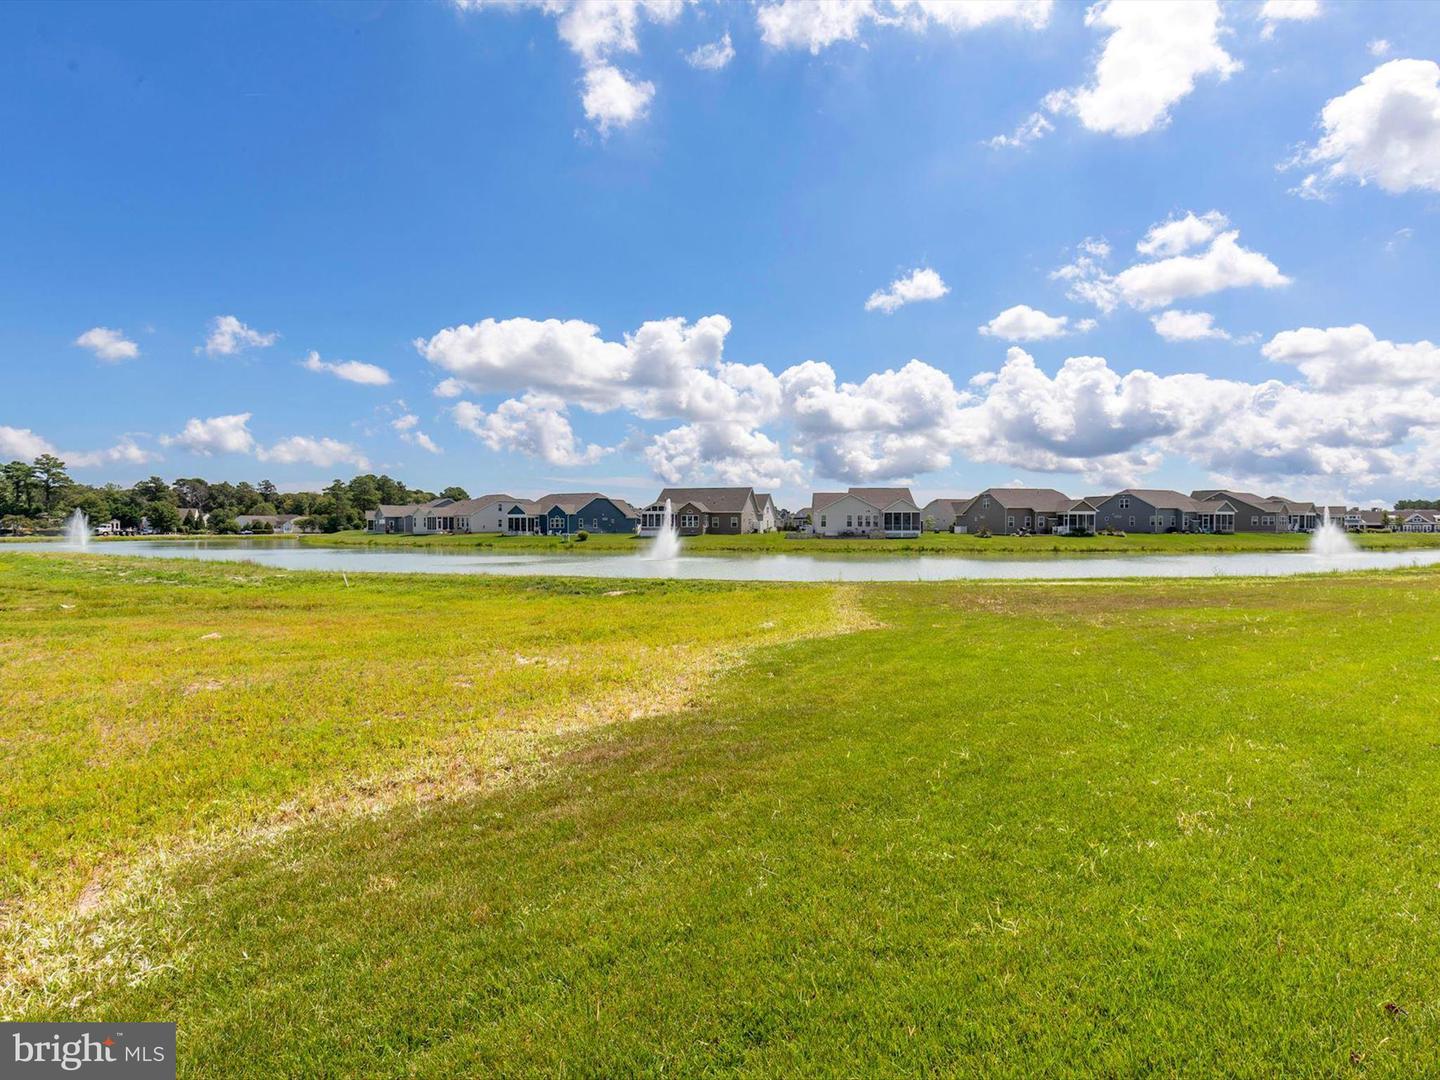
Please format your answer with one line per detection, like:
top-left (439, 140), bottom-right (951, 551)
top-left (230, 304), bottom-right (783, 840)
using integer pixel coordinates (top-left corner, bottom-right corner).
top-left (956, 488), bottom-right (1073, 534)
top-left (641, 487), bottom-right (767, 536)
top-left (1191, 490), bottom-right (1319, 533)
top-left (1094, 489), bottom-right (1236, 534)
top-left (921, 498), bottom-right (973, 532)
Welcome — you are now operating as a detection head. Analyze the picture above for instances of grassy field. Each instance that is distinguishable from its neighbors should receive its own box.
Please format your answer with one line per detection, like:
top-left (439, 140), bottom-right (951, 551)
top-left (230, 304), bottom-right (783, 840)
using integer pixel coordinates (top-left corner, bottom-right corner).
top-left (4, 551), bottom-right (1440, 1075)
top-left (301, 526), bottom-right (1440, 556)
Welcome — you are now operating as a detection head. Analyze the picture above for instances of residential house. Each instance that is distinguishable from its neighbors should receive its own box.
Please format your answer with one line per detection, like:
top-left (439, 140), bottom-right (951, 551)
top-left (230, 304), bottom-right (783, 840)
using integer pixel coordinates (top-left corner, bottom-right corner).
top-left (1093, 490), bottom-right (1236, 534)
top-left (754, 493), bottom-right (777, 532)
top-left (236, 514), bottom-right (302, 534)
top-left (956, 488), bottom-right (1072, 535)
top-left (1191, 490), bottom-right (1317, 533)
top-left (1346, 508), bottom-right (1391, 532)
top-left (792, 507), bottom-right (812, 530)
top-left (439, 494), bottom-right (513, 534)
top-left (921, 498), bottom-right (973, 532)
top-left (178, 508), bottom-right (209, 526)
top-left (811, 488), bottom-right (922, 537)
top-left (640, 487), bottom-right (769, 536)
top-left (370, 501), bottom-right (443, 534)
top-left (534, 493), bottom-right (639, 535)
top-left (1399, 509), bottom-right (1440, 532)
top-left (1057, 497), bottom-right (1103, 535)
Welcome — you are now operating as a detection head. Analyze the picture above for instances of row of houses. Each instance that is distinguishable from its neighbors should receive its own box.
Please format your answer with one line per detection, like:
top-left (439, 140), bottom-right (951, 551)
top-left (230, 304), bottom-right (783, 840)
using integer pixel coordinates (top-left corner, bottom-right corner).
top-left (798, 486), bottom-right (1413, 537)
top-left (367, 487), bottom-right (781, 537)
top-left (365, 484), bottom-right (1437, 540)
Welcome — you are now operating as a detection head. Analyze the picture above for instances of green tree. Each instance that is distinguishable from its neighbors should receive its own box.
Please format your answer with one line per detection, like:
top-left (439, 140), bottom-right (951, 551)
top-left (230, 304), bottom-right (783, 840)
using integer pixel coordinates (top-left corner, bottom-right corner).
top-left (32, 454), bottom-right (71, 511)
top-left (0, 461), bottom-right (35, 513)
top-left (146, 501), bottom-right (181, 534)
top-left (347, 475), bottom-right (381, 512)
top-left (258, 479), bottom-right (280, 503)
top-left (132, 475), bottom-right (169, 503)
top-left (172, 477), bottom-right (210, 510)
top-left (441, 486), bottom-right (469, 501)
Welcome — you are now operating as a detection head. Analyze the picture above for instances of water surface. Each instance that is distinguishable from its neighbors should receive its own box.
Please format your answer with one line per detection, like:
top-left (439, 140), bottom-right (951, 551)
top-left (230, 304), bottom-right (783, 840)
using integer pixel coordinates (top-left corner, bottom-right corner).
top-left (28, 538), bottom-right (1440, 582)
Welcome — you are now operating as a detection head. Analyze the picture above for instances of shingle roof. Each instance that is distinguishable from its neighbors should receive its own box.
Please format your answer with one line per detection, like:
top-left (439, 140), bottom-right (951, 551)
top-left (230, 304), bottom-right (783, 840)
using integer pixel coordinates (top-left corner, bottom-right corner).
top-left (977, 487), bottom-right (1073, 513)
top-left (656, 487), bottom-right (756, 514)
top-left (1115, 488), bottom-right (1209, 513)
top-left (848, 487), bottom-right (917, 509)
top-left (442, 494), bottom-right (513, 515)
top-left (536, 492), bottom-right (607, 515)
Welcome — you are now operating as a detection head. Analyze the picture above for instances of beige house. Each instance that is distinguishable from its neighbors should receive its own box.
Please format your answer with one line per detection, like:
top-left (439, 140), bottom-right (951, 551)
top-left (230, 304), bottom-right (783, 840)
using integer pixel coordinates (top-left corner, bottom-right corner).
top-left (811, 488), bottom-right (922, 537)
top-left (921, 498), bottom-right (972, 532)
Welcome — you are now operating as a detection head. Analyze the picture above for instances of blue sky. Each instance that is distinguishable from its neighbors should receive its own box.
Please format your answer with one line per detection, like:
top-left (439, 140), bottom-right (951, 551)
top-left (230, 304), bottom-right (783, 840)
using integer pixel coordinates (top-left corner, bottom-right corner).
top-left (3, 0), bottom-right (1440, 509)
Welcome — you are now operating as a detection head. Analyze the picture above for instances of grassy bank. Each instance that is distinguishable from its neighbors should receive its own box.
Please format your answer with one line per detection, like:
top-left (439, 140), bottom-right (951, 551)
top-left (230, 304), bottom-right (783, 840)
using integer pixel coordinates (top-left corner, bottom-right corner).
top-left (301, 526), bottom-right (1440, 556)
top-left (5, 552), bottom-right (1440, 1074)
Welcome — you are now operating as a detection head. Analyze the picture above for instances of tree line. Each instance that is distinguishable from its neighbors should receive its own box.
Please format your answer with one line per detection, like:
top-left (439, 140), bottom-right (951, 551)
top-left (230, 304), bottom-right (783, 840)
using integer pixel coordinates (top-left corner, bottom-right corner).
top-left (0, 454), bottom-right (469, 534)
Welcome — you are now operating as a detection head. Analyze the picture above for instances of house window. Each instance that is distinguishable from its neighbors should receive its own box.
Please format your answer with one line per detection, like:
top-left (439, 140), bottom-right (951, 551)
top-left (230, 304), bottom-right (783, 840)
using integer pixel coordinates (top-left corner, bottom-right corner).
top-left (1024, 516), bottom-right (1031, 529)
top-left (981, 496), bottom-right (991, 509)
top-left (820, 515), bottom-right (826, 528)
top-left (1118, 496), bottom-right (1131, 510)
top-left (731, 516), bottom-right (738, 528)
top-left (1251, 515), bottom-right (1259, 525)
top-left (1006, 516), bottom-right (1015, 531)
top-left (1128, 516), bottom-right (1135, 527)
top-left (846, 515), bottom-right (853, 528)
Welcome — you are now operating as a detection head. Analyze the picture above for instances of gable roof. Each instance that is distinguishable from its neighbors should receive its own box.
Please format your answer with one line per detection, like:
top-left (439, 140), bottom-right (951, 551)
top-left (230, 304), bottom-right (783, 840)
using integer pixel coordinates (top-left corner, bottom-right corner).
top-left (655, 487), bottom-right (756, 514)
top-left (923, 497), bottom-right (973, 512)
top-left (1192, 489), bottom-right (1289, 513)
top-left (975, 487), bottom-right (1073, 513)
top-left (754, 493), bottom-right (775, 514)
top-left (849, 486), bottom-right (917, 509)
top-left (1110, 488), bottom-right (1209, 513)
top-left (442, 494), bottom-right (512, 515)
top-left (535, 492), bottom-right (608, 515)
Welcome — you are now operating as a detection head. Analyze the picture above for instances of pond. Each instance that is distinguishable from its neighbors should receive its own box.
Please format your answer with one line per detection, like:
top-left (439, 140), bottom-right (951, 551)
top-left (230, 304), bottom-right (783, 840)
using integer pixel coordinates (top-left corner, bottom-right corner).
top-left (26, 537), bottom-right (1440, 582)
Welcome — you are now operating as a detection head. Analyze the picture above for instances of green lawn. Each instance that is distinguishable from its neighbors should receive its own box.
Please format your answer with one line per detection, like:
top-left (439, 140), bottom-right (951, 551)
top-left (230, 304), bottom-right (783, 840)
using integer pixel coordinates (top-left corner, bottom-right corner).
top-left (4, 552), bottom-right (1439, 1075)
top-left (303, 526), bottom-right (1440, 556)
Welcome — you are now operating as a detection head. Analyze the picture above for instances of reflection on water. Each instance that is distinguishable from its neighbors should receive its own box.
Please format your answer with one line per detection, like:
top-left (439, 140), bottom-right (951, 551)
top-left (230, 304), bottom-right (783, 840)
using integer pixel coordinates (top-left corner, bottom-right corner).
top-left (25, 537), bottom-right (1440, 582)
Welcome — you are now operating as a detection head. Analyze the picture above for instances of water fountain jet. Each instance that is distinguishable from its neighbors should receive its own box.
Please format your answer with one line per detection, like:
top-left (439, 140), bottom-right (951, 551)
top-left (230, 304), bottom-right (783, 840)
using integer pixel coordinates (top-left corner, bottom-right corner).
top-left (1309, 506), bottom-right (1355, 558)
top-left (646, 498), bottom-right (682, 560)
top-left (64, 508), bottom-right (92, 547)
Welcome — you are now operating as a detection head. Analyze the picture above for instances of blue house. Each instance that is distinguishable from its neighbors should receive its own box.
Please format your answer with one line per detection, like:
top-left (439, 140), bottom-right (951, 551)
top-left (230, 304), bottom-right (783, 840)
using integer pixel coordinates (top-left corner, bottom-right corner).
top-left (500, 493), bottom-right (640, 535)
top-left (536, 493), bottom-right (639, 535)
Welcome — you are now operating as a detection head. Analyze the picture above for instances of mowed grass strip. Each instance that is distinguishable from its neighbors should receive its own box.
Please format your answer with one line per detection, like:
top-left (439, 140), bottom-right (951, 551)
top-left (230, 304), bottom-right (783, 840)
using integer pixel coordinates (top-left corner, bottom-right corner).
top-left (0, 553), bottom-right (841, 910)
top-left (300, 526), bottom-right (1440, 556)
top-left (14, 564), bottom-right (1440, 1075)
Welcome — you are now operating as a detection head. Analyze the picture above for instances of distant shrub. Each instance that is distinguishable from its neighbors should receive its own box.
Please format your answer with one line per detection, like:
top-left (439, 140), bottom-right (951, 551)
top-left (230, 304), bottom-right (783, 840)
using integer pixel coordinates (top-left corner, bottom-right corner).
top-left (976, 527), bottom-right (992, 539)
top-left (576, 530), bottom-right (589, 542)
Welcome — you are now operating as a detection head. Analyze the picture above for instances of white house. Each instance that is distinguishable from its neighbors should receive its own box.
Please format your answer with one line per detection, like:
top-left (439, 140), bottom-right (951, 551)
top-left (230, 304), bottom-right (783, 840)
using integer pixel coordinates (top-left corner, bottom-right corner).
top-left (1399, 510), bottom-right (1440, 532)
top-left (810, 487), bottom-right (922, 538)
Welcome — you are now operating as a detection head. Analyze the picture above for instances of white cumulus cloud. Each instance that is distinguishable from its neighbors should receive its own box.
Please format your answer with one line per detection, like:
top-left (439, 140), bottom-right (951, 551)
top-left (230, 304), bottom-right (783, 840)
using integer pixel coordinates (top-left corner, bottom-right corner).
top-left (1259, 0), bottom-right (1320, 39)
top-left (0, 426), bottom-right (57, 460)
top-left (200, 315), bottom-right (278, 357)
top-left (1048, 0), bottom-right (1240, 137)
top-left (74, 326), bottom-right (139, 363)
top-left (161, 413), bottom-right (258, 456)
top-left (453, 393), bottom-right (610, 466)
top-left (864, 268), bottom-right (949, 314)
top-left (1151, 309), bottom-right (1231, 341)
top-left (301, 350), bottom-right (393, 386)
top-left (257, 435), bottom-right (369, 470)
top-left (980, 305), bottom-right (1095, 342)
top-left (1290, 59), bottom-right (1440, 197)
top-left (458, 0), bottom-right (681, 133)
top-left (391, 413), bottom-right (442, 454)
top-left (1057, 213), bottom-right (1288, 313)
top-left (756, 0), bottom-right (1052, 54)
top-left (987, 111), bottom-right (1054, 149)
top-left (686, 32), bottom-right (734, 70)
